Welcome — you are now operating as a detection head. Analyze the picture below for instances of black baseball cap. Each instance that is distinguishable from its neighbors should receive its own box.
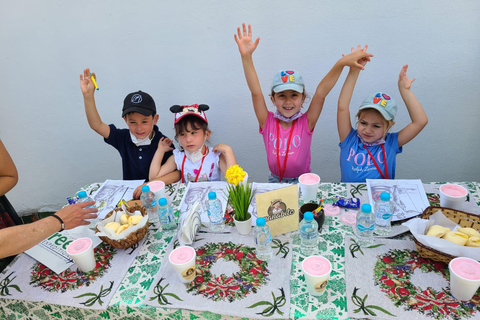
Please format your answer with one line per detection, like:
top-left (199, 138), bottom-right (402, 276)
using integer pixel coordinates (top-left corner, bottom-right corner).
top-left (122, 91), bottom-right (156, 117)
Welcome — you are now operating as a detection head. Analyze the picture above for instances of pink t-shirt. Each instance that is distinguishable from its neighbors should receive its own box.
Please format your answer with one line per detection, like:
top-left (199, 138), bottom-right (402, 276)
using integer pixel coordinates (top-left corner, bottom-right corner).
top-left (260, 112), bottom-right (313, 179)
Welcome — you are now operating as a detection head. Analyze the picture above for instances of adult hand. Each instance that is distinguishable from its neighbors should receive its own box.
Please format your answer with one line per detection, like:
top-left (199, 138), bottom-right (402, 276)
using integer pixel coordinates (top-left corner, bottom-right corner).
top-left (56, 201), bottom-right (98, 230)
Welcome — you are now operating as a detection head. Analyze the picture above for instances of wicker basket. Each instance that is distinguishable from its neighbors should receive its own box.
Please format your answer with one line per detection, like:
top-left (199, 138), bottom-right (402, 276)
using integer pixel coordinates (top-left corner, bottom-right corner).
top-left (95, 205), bottom-right (149, 249)
top-left (413, 206), bottom-right (480, 264)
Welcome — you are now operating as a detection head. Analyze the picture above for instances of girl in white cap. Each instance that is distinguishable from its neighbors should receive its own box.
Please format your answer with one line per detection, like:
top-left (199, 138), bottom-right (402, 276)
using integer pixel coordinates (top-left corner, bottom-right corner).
top-left (235, 23), bottom-right (373, 183)
top-left (149, 104), bottom-right (237, 183)
top-left (337, 46), bottom-right (428, 182)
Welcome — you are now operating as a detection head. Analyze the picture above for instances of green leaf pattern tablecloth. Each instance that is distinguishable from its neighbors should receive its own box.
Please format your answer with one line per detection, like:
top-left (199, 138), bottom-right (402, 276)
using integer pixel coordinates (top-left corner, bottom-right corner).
top-left (0, 182), bottom-right (479, 320)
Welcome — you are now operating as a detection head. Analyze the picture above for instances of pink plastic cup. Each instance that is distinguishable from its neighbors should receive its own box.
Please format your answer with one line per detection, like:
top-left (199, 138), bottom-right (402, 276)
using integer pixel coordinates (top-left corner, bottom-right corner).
top-left (440, 184), bottom-right (467, 210)
top-left (301, 255), bottom-right (332, 296)
top-left (169, 246), bottom-right (196, 283)
top-left (449, 257), bottom-right (480, 300)
top-left (66, 237), bottom-right (96, 272)
top-left (298, 173), bottom-right (320, 203)
top-left (148, 181), bottom-right (166, 203)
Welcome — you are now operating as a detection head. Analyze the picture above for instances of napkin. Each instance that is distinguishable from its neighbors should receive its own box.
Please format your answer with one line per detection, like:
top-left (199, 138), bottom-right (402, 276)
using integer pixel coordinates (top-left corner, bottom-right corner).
top-left (177, 200), bottom-right (201, 245)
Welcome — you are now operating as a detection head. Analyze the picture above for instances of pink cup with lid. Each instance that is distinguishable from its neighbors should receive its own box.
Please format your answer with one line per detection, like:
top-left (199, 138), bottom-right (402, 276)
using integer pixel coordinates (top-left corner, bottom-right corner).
top-left (298, 173), bottom-right (320, 203)
top-left (440, 184), bottom-right (468, 210)
top-left (301, 255), bottom-right (332, 296)
top-left (449, 257), bottom-right (480, 301)
top-left (148, 180), bottom-right (166, 203)
top-left (169, 246), bottom-right (196, 283)
top-left (66, 237), bottom-right (96, 272)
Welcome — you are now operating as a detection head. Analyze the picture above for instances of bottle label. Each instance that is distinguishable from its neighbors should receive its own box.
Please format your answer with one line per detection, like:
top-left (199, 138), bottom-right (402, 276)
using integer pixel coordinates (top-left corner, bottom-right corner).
top-left (357, 224), bottom-right (374, 232)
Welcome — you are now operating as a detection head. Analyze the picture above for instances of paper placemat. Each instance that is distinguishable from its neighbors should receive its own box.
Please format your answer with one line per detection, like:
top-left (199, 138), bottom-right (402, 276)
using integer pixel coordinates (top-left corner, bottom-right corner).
top-left (345, 237), bottom-right (480, 319)
top-left (144, 232), bottom-right (292, 319)
top-left (0, 239), bottom-right (144, 310)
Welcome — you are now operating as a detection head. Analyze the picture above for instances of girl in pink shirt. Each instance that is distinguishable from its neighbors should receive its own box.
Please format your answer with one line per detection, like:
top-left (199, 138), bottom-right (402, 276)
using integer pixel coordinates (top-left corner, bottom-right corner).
top-left (235, 23), bottom-right (373, 182)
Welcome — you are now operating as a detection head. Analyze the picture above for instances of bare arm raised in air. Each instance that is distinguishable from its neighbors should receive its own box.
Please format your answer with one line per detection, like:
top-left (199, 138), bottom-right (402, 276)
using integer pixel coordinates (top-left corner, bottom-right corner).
top-left (308, 46), bottom-right (373, 131)
top-left (234, 23), bottom-right (268, 129)
top-left (337, 46), bottom-right (371, 142)
top-left (79, 68), bottom-right (110, 139)
top-left (396, 65), bottom-right (428, 147)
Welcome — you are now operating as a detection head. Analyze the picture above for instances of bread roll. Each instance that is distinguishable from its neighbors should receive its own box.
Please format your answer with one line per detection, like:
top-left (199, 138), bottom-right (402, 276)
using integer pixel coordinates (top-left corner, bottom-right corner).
top-left (116, 224), bottom-right (130, 235)
top-left (129, 215), bottom-right (143, 225)
top-left (426, 225), bottom-right (450, 238)
top-left (120, 213), bottom-right (130, 225)
top-left (105, 222), bottom-right (121, 233)
top-left (442, 231), bottom-right (468, 246)
top-left (458, 227), bottom-right (480, 239)
top-left (466, 236), bottom-right (480, 247)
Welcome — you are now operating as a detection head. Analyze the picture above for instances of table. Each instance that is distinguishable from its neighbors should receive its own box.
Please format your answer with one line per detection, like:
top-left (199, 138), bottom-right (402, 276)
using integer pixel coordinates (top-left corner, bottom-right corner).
top-left (1, 181), bottom-right (479, 320)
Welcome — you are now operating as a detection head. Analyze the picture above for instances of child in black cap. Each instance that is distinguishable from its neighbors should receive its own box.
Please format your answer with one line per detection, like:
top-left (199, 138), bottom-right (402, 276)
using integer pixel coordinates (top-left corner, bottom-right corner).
top-left (80, 68), bottom-right (180, 198)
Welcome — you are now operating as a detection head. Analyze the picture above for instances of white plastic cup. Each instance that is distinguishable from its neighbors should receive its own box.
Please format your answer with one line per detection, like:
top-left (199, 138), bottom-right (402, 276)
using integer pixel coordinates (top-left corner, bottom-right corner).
top-left (298, 173), bottom-right (320, 203)
top-left (169, 246), bottom-right (196, 283)
top-left (301, 255), bottom-right (332, 296)
top-left (449, 257), bottom-right (480, 301)
top-left (148, 181), bottom-right (166, 203)
top-left (440, 184), bottom-right (468, 210)
top-left (66, 237), bottom-right (96, 272)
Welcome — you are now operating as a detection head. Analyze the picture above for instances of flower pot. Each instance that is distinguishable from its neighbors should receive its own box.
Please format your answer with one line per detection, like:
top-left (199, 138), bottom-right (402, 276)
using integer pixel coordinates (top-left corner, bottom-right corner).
top-left (299, 203), bottom-right (325, 231)
top-left (233, 213), bottom-right (252, 235)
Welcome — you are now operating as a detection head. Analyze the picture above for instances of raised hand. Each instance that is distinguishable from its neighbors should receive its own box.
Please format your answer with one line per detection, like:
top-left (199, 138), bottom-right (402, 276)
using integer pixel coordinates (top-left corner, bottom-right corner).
top-left (79, 68), bottom-right (96, 96)
top-left (341, 45), bottom-right (373, 70)
top-left (157, 137), bottom-right (174, 153)
top-left (398, 64), bottom-right (415, 90)
top-left (234, 23), bottom-right (260, 57)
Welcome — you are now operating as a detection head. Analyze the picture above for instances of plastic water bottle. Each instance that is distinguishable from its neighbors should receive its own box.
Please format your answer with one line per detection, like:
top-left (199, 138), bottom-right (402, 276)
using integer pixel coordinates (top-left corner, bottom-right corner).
top-left (253, 217), bottom-right (273, 261)
top-left (374, 192), bottom-right (394, 236)
top-left (157, 197), bottom-right (177, 231)
top-left (140, 185), bottom-right (158, 223)
top-left (77, 191), bottom-right (96, 208)
top-left (355, 204), bottom-right (375, 247)
top-left (206, 191), bottom-right (225, 231)
top-left (299, 211), bottom-right (319, 256)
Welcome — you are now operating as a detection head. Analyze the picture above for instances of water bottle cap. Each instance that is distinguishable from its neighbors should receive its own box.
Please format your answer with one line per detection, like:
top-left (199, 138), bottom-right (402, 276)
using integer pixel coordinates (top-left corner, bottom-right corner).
top-left (361, 203), bottom-right (372, 213)
top-left (256, 217), bottom-right (266, 227)
top-left (208, 191), bottom-right (217, 200)
top-left (304, 211), bottom-right (314, 221)
top-left (141, 185), bottom-right (150, 193)
top-left (380, 192), bottom-right (390, 201)
top-left (77, 190), bottom-right (87, 199)
top-left (159, 198), bottom-right (167, 206)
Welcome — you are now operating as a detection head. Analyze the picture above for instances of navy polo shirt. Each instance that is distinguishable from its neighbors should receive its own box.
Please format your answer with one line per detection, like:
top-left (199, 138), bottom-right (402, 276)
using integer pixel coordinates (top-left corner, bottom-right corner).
top-left (105, 124), bottom-right (174, 181)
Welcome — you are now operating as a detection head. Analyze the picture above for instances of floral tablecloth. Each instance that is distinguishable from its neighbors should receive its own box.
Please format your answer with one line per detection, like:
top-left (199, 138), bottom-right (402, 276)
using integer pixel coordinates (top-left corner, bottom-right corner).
top-left (0, 181), bottom-right (479, 320)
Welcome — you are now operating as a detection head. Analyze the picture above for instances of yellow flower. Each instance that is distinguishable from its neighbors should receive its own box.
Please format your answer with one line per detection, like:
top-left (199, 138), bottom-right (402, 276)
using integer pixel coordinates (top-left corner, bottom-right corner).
top-left (225, 165), bottom-right (246, 186)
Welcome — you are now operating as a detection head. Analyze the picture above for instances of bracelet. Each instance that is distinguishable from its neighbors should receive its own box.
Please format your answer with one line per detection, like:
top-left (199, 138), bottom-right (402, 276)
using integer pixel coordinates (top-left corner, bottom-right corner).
top-left (50, 214), bottom-right (65, 232)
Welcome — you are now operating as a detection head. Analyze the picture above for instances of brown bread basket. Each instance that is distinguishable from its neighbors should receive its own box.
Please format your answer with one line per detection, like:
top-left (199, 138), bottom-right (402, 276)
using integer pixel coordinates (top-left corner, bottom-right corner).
top-left (95, 205), bottom-right (148, 249)
top-left (413, 206), bottom-right (480, 264)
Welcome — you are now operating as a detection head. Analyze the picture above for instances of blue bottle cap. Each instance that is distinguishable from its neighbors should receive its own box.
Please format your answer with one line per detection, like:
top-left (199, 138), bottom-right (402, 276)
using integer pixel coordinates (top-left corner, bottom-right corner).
top-left (77, 190), bottom-right (87, 199)
top-left (256, 217), bottom-right (266, 227)
top-left (159, 198), bottom-right (167, 206)
top-left (380, 192), bottom-right (390, 201)
top-left (361, 204), bottom-right (372, 213)
top-left (304, 212), bottom-right (314, 221)
top-left (141, 185), bottom-right (150, 193)
top-left (208, 191), bottom-right (217, 200)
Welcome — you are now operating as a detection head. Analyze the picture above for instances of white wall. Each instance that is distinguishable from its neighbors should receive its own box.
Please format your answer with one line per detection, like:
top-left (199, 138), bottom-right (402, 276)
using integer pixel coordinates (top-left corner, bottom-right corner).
top-left (1, 0), bottom-right (479, 215)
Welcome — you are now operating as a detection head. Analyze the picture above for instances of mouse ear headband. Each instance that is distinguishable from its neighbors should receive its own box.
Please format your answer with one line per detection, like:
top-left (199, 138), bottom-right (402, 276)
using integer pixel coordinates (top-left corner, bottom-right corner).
top-left (170, 104), bottom-right (209, 124)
